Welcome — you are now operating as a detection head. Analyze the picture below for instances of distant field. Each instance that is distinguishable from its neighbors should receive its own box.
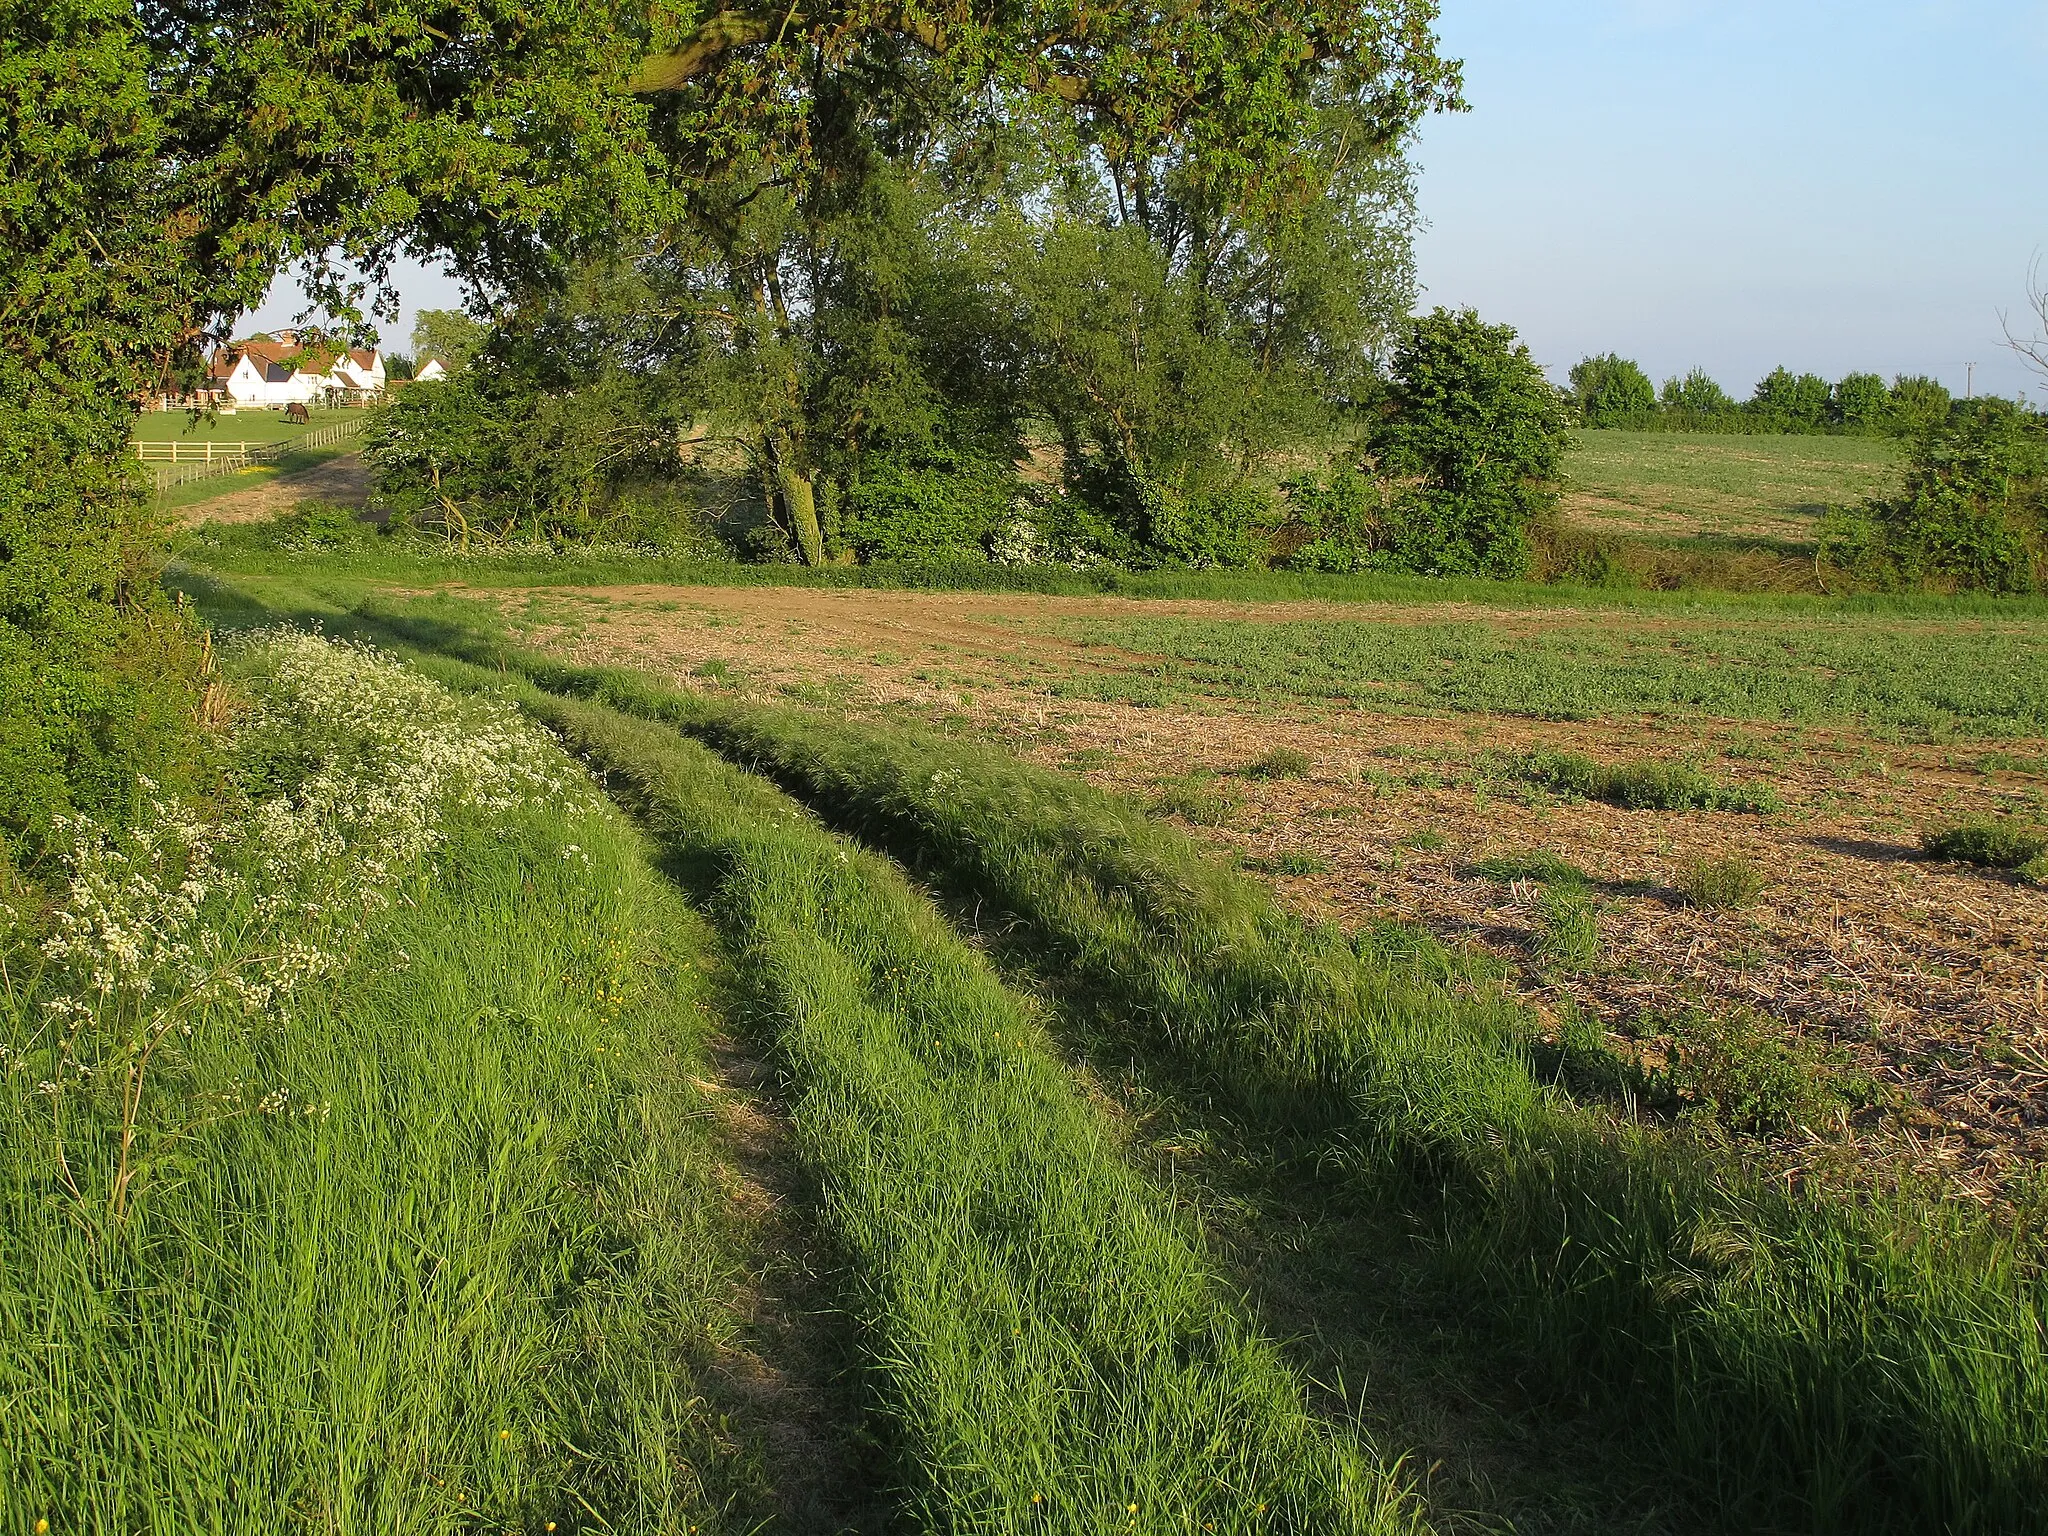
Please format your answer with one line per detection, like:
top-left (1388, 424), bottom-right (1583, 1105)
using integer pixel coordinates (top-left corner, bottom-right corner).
top-left (1051, 606), bottom-right (2048, 740)
top-left (132, 406), bottom-right (363, 445)
top-left (1561, 430), bottom-right (1901, 550)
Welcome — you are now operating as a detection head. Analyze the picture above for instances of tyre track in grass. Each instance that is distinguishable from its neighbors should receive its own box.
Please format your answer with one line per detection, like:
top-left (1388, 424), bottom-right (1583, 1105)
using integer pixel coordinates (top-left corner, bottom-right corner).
top-left (404, 652), bottom-right (1426, 1536)
top-left (206, 582), bottom-right (2048, 1533)
top-left (461, 652), bottom-right (2047, 1536)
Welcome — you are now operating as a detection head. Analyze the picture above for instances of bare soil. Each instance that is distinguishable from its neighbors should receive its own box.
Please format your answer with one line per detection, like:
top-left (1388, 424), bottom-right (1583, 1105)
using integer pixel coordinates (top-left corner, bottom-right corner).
top-left (472, 581), bottom-right (2048, 1200)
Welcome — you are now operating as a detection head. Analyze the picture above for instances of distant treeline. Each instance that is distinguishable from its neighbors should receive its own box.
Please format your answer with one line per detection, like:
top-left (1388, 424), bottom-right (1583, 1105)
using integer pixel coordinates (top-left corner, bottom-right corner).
top-left (1568, 354), bottom-right (1994, 436)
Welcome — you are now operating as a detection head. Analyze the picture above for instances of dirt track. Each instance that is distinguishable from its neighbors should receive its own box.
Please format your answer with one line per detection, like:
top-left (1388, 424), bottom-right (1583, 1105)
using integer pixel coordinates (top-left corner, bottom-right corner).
top-left (180, 452), bottom-right (371, 524)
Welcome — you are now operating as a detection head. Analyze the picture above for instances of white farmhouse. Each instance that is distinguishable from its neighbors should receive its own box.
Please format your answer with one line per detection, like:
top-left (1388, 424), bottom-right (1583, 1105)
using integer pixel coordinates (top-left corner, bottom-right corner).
top-left (208, 331), bottom-right (388, 406)
top-left (413, 357), bottom-right (449, 382)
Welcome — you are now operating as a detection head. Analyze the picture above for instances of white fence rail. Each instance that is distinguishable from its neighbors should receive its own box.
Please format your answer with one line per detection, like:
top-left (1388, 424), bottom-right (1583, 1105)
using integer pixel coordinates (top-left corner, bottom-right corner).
top-left (141, 417), bottom-right (365, 494)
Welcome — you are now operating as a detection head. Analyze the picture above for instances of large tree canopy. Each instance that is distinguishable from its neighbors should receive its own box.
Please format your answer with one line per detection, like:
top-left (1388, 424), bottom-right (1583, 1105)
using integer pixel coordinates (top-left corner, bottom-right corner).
top-left (0, 0), bottom-right (1458, 846)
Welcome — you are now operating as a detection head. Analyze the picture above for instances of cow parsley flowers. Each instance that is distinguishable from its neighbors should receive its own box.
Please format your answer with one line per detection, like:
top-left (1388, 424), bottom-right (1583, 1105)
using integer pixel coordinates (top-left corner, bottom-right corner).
top-left (15, 631), bottom-right (585, 1219)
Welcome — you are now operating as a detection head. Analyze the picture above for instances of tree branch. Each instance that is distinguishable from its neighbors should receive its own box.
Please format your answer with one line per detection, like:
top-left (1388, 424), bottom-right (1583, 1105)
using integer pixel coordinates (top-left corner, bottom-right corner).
top-left (627, 6), bottom-right (1088, 102)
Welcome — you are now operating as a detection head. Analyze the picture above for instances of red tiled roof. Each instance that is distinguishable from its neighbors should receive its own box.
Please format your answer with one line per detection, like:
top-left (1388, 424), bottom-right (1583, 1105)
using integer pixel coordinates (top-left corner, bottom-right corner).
top-left (210, 338), bottom-right (382, 381)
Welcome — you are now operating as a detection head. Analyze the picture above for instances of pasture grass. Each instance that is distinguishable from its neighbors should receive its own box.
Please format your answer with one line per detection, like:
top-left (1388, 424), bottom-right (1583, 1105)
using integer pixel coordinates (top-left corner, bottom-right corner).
top-left (425, 676), bottom-right (1420, 1535)
top-left (132, 406), bottom-right (363, 444)
top-left (1564, 429), bottom-right (1901, 540)
top-left (0, 757), bottom-right (770, 1529)
top-left (438, 649), bottom-right (2048, 1534)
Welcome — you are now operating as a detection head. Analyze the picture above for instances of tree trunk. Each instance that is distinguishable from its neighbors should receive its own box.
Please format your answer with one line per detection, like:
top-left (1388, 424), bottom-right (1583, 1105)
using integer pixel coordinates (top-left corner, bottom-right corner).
top-left (770, 429), bottom-right (824, 566)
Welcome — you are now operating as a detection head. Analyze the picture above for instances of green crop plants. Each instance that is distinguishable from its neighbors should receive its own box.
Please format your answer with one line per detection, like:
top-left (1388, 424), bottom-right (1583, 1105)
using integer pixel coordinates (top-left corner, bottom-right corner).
top-left (1923, 818), bottom-right (2048, 870)
top-left (1042, 608), bottom-right (2048, 741)
top-left (1679, 855), bottom-right (1770, 909)
top-left (1496, 749), bottom-right (1781, 813)
top-left (1632, 1006), bottom-right (1863, 1139)
top-left (430, 647), bottom-right (2048, 1533)
top-left (1468, 849), bottom-right (1592, 886)
top-left (1242, 746), bottom-right (1314, 779)
top-left (1532, 882), bottom-right (1602, 970)
top-left (0, 635), bottom-right (766, 1527)
top-left (444, 680), bottom-right (1419, 1535)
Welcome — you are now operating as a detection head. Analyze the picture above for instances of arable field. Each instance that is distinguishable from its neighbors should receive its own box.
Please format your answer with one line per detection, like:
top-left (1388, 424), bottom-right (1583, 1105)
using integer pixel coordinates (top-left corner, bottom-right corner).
top-left (1561, 429), bottom-right (1901, 551)
top-left (428, 580), bottom-right (2048, 1193)
top-left (15, 501), bottom-right (2047, 1532)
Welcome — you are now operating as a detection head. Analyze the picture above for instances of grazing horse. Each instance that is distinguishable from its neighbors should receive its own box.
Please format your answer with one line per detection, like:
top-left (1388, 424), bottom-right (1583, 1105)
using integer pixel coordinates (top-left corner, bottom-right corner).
top-left (284, 401), bottom-right (311, 425)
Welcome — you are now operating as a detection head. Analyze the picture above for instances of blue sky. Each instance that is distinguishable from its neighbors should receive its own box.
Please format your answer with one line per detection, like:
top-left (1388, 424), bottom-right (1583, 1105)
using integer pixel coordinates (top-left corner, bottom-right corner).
top-left (248, 0), bottom-right (2048, 402)
top-left (1412, 0), bottom-right (2048, 400)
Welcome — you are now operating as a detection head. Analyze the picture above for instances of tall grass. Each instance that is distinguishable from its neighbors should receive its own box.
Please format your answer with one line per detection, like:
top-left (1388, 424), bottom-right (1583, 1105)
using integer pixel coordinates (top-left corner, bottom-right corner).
top-left (469, 653), bottom-right (2048, 1534)
top-left (0, 642), bottom-right (766, 1531)
top-left (411, 665), bottom-right (1421, 1536)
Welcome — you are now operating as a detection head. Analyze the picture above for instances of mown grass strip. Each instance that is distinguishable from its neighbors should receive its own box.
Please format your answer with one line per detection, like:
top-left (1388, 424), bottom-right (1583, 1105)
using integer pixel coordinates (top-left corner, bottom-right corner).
top-left (404, 658), bottom-right (1421, 1536)
top-left (452, 651), bottom-right (2048, 1535)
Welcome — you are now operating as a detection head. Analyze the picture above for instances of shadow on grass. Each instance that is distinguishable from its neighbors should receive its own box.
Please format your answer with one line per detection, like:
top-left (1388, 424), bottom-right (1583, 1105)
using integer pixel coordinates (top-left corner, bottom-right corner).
top-left (947, 899), bottom-right (1702, 1536)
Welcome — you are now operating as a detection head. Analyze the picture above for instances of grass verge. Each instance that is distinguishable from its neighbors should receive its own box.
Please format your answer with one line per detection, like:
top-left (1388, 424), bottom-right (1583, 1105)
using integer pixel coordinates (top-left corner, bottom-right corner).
top-left (0, 637), bottom-right (770, 1531)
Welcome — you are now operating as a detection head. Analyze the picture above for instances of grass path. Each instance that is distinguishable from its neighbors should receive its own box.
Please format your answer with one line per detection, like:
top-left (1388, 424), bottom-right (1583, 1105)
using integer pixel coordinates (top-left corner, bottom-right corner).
top-left (420, 665), bottom-right (1425, 1534)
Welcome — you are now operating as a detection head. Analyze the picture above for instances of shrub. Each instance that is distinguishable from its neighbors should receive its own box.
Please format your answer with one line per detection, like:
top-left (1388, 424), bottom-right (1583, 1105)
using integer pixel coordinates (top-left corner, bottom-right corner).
top-left (1922, 819), bottom-right (2047, 869)
top-left (1367, 308), bottom-right (1574, 579)
top-left (1660, 369), bottom-right (1735, 417)
top-left (1818, 400), bottom-right (2047, 593)
top-left (1888, 374), bottom-right (1953, 435)
top-left (1747, 367), bottom-right (1834, 431)
top-left (364, 373), bottom-right (685, 545)
top-left (1275, 472), bottom-right (1383, 573)
top-left (1678, 856), bottom-right (1768, 909)
top-left (265, 501), bottom-right (383, 550)
top-left (1834, 372), bottom-right (1891, 432)
top-left (1242, 747), bottom-right (1312, 780)
top-left (840, 447), bottom-right (1019, 564)
top-left (1142, 479), bottom-right (1271, 569)
top-left (1278, 469), bottom-right (1553, 579)
top-left (1569, 353), bottom-right (1657, 426)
